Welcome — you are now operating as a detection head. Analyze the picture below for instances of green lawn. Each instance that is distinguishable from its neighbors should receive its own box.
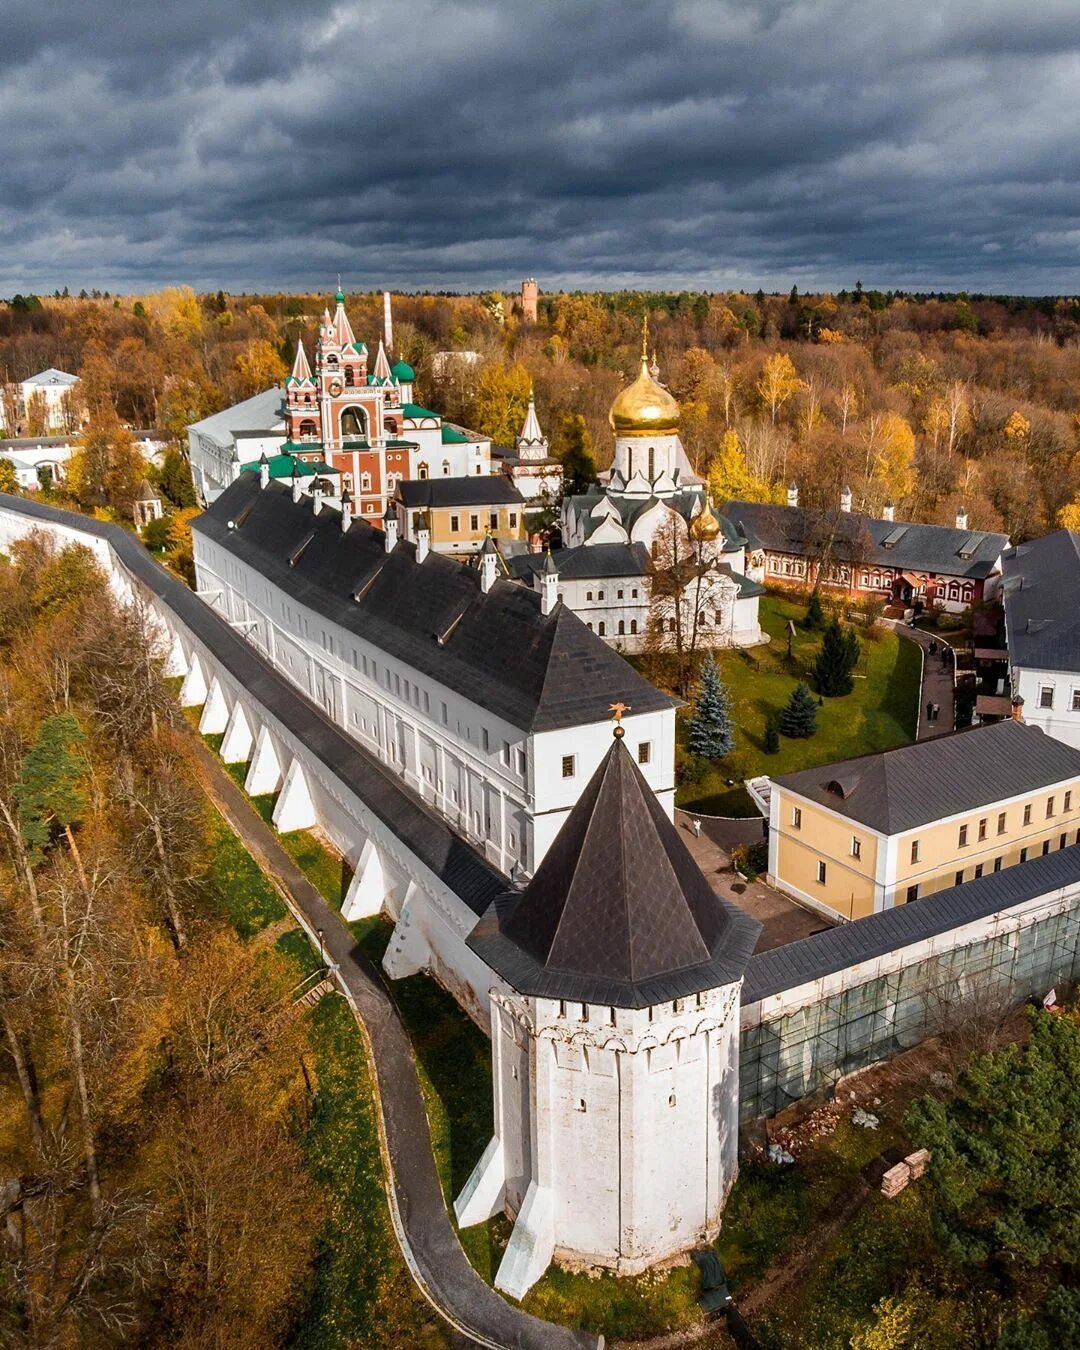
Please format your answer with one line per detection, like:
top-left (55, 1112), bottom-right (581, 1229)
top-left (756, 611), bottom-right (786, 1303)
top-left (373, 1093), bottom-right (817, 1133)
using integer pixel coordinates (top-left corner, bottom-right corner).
top-left (247, 792), bottom-right (351, 909)
top-left (202, 808), bottom-right (287, 937)
top-left (677, 593), bottom-right (922, 815)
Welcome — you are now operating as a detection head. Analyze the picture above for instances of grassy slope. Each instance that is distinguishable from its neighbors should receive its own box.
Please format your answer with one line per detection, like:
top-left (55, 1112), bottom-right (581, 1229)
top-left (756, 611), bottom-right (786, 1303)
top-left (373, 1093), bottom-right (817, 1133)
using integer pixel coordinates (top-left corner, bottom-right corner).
top-left (677, 593), bottom-right (922, 815)
top-left (199, 752), bottom-right (446, 1346)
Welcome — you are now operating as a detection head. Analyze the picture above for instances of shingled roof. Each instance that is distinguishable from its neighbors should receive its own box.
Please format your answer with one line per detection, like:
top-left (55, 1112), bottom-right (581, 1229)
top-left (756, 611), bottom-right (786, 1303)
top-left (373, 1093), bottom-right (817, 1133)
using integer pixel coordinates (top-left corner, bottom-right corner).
top-left (1001, 530), bottom-right (1080, 674)
top-left (192, 473), bottom-right (674, 734)
top-left (722, 500), bottom-right (1007, 580)
top-left (468, 732), bottom-right (760, 1006)
top-left (773, 719), bottom-right (1080, 835)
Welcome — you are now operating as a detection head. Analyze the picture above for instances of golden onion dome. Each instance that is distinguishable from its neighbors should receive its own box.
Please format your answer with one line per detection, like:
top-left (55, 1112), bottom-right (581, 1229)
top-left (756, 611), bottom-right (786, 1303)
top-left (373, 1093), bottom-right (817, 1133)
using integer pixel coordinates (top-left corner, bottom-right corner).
top-left (690, 498), bottom-right (722, 542)
top-left (609, 355), bottom-right (680, 436)
top-left (609, 317), bottom-right (680, 436)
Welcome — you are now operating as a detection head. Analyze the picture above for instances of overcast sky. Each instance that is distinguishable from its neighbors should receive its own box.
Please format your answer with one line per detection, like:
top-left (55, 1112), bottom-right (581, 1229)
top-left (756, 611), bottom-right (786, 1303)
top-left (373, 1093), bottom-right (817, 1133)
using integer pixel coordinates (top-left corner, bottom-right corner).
top-left (4, 0), bottom-right (1080, 296)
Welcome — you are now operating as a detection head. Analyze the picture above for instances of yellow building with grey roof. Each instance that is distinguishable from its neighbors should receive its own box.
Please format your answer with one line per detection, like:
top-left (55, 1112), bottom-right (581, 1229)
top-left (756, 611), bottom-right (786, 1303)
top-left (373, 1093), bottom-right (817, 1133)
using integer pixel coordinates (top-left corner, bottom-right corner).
top-left (767, 718), bottom-right (1080, 922)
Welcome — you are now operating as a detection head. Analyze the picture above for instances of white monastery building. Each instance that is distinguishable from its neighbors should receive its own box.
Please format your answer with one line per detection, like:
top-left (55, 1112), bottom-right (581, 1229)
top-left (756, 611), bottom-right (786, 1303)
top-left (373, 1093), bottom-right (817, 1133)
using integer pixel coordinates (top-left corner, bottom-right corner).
top-left (15, 367), bottom-right (80, 433)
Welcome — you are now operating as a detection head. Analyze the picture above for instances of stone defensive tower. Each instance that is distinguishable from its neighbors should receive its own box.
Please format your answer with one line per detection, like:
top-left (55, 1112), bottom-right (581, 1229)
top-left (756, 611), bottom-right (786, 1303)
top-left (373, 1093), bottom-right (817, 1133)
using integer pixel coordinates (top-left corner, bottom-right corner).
top-left (521, 277), bottom-right (539, 323)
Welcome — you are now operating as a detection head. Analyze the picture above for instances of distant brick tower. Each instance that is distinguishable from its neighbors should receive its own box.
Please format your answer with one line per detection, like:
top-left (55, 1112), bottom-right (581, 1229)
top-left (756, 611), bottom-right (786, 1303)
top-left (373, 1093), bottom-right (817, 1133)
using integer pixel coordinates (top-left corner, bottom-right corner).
top-left (521, 278), bottom-right (539, 324)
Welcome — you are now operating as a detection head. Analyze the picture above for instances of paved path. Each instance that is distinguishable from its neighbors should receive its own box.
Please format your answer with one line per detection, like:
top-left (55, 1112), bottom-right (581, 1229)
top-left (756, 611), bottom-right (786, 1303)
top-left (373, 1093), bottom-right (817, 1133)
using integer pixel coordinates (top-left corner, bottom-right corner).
top-left (674, 809), bottom-right (830, 951)
top-left (189, 735), bottom-right (595, 1350)
top-left (890, 623), bottom-right (956, 739)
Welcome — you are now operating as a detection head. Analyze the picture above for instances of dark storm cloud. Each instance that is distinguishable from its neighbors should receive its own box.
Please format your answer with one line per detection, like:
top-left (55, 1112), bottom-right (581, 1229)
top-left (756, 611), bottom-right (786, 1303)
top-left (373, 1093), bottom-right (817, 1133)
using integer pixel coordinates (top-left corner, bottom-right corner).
top-left (4, 0), bottom-right (1080, 294)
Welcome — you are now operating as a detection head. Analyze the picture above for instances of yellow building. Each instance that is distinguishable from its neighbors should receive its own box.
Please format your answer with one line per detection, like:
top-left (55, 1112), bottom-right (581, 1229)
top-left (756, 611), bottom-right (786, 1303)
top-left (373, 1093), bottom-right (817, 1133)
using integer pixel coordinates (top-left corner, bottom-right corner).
top-left (395, 477), bottom-right (527, 556)
top-left (767, 719), bottom-right (1080, 922)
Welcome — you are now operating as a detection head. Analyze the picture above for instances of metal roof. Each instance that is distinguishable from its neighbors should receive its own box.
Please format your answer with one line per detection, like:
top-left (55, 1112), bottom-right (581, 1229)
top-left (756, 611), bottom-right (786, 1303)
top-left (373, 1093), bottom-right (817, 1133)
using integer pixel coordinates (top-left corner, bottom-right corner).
top-left (187, 388), bottom-right (285, 449)
top-left (1002, 530), bottom-right (1080, 674)
top-left (773, 719), bottom-right (1080, 834)
top-left (468, 734), bottom-right (760, 1006)
top-left (743, 842), bottom-right (1080, 1003)
top-left (721, 500), bottom-right (1007, 580)
top-left (193, 474), bottom-right (674, 734)
top-left (395, 477), bottom-right (524, 509)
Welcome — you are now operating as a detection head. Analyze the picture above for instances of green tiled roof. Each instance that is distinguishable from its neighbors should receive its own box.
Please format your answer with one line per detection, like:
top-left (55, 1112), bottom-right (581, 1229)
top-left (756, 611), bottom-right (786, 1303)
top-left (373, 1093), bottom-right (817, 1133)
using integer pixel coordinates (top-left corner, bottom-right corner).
top-left (391, 360), bottom-right (415, 382)
top-left (240, 452), bottom-right (337, 479)
top-left (440, 426), bottom-right (470, 444)
top-left (402, 403), bottom-right (440, 420)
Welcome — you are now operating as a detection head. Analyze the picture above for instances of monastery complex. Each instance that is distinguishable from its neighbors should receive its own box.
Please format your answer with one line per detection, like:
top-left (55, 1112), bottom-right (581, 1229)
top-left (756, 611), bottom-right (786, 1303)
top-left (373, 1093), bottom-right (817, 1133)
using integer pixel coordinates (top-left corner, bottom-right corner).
top-left (7, 288), bottom-right (1080, 1310)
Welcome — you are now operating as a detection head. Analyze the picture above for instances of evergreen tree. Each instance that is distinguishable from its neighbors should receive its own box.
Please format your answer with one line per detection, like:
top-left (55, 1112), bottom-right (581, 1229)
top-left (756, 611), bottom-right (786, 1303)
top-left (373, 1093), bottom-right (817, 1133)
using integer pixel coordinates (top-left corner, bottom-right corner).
top-left (763, 711), bottom-right (780, 754)
top-left (814, 616), bottom-right (860, 696)
top-left (687, 655), bottom-right (734, 759)
top-left (779, 683), bottom-right (817, 739)
top-left (557, 413), bottom-right (598, 496)
top-left (804, 588), bottom-right (824, 629)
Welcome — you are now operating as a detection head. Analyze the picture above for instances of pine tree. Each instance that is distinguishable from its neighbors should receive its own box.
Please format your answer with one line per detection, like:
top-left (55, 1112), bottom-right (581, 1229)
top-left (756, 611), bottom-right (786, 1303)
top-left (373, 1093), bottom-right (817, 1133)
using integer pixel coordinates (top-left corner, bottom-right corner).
top-left (687, 655), bottom-right (734, 759)
top-left (780, 683), bottom-right (817, 739)
top-left (763, 711), bottom-right (780, 754)
top-left (814, 617), bottom-right (861, 697)
top-left (804, 589), bottom-right (824, 629)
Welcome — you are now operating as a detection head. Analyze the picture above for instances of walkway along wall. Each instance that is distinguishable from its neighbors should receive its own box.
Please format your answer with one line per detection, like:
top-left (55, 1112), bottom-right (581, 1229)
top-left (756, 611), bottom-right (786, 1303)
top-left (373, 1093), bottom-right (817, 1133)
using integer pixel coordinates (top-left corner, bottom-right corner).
top-left (0, 494), bottom-right (506, 1031)
top-left (739, 845), bottom-right (1080, 1122)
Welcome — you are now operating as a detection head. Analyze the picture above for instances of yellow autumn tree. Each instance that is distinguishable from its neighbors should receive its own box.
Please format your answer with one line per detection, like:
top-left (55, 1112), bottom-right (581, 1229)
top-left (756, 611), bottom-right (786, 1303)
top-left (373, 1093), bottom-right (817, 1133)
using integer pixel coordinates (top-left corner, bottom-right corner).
top-left (864, 411), bottom-right (916, 509)
top-left (470, 360), bottom-right (532, 445)
top-left (1004, 410), bottom-right (1031, 440)
top-left (756, 352), bottom-right (803, 424)
top-left (1057, 498), bottom-right (1080, 531)
top-left (707, 429), bottom-right (780, 504)
top-left (234, 339), bottom-right (287, 400)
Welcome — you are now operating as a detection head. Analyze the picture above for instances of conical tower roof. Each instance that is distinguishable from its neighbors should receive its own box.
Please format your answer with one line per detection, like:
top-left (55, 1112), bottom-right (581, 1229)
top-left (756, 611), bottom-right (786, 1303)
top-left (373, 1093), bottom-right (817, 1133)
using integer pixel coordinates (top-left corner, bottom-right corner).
top-left (373, 339), bottom-right (392, 381)
top-left (332, 292), bottom-right (355, 347)
top-left (516, 391), bottom-right (547, 450)
top-left (289, 338), bottom-right (313, 383)
top-left (468, 732), bottom-right (759, 1006)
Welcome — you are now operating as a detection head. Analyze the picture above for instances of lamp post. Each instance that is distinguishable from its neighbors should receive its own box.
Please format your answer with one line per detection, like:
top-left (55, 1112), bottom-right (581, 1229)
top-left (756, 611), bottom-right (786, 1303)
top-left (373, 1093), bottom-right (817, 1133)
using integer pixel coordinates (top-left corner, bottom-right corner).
top-left (317, 927), bottom-right (325, 967)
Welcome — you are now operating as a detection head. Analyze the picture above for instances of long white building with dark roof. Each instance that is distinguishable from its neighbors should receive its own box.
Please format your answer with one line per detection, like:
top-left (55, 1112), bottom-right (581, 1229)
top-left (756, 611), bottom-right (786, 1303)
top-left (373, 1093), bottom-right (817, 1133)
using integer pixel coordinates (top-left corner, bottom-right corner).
top-left (191, 469), bottom-right (676, 875)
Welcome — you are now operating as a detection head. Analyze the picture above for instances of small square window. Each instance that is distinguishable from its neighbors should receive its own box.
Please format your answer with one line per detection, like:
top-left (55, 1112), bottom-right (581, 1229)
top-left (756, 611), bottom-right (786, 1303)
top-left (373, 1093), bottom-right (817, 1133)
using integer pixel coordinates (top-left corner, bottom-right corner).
top-left (993, 856), bottom-right (1003, 872)
top-left (561, 755), bottom-right (575, 779)
top-left (955, 870), bottom-right (964, 886)
top-left (450, 515), bottom-right (459, 532)
top-left (489, 512), bottom-right (498, 530)
top-left (816, 860), bottom-right (827, 884)
top-left (793, 807), bottom-right (802, 829)
top-left (906, 884), bottom-right (919, 902)
top-left (1072, 689), bottom-right (1080, 712)
top-left (1039, 686), bottom-right (1054, 709)
top-left (617, 588), bottom-right (624, 599)
top-left (637, 741), bottom-right (651, 765)
top-left (1043, 839), bottom-right (1052, 856)
top-left (974, 863), bottom-right (984, 879)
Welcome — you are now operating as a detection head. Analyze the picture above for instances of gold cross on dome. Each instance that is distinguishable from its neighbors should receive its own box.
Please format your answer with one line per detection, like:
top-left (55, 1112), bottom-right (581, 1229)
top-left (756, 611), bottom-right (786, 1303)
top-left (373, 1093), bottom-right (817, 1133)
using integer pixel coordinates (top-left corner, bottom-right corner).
top-left (609, 701), bottom-right (631, 725)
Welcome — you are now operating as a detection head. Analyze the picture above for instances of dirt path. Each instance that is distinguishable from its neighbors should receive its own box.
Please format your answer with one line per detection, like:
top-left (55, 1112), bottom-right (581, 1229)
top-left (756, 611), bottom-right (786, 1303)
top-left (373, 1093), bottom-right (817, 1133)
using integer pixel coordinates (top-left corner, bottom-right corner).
top-left (736, 1178), bottom-right (872, 1319)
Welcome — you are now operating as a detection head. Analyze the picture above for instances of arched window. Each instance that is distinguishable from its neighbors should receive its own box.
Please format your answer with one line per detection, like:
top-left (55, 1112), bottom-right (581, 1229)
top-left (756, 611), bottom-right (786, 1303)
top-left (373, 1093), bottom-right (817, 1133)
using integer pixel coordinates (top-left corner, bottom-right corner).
top-left (587, 622), bottom-right (593, 631)
top-left (618, 620), bottom-right (625, 635)
top-left (418, 462), bottom-right (429, 480)
top-left (385, 417), bottom-right (398, 436)
top-left (299, 419), bottom-right (317, 440)
top-left (667, 617), bottom-right (677, 633)
top-left (345, 366), bottom-right (354, 386)
top-left (340, 406), bottom-right (368, 439)
top-left (630, 619), bottom-right (637, 635)
top-left (648, 446), bottom-right (655, 480)
top-left (597, 622), bottom-right (606, 637)
top-left (360, 472), bottom-right (372, 492)
top-left (326, 353), bottom-right (338, 367)
top-left (442, 460), bottom-right (451, 476)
